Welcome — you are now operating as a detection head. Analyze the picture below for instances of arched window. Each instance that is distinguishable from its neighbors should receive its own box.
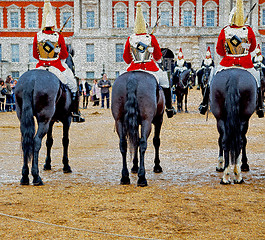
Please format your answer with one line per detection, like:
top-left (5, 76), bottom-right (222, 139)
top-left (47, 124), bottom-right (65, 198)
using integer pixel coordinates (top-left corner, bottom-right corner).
top-left (158, 2), bottom-right (172, 27)
top-left (60, 5), bottom-right (74, 30)
top-left (181, 1), bottom-right (195, 27)
top-left (24, 4), bottom-right (38, 29)
top-left (7, 4), bottom-right (21, 29)
top-left (203, 1), bottom-right (218, 27)
top-left (83, 1), bottom-right (99, 28)
top-left (113, 2), bottom-right (128, 28)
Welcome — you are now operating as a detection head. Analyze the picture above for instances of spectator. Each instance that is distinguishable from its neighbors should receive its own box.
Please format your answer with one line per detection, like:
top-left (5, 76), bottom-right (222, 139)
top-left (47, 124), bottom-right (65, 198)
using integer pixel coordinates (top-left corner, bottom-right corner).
top-left (80, 78), bottom-right (92, 109)
top-left (98, 73), bottom-right (111, 109)
top-left (11, 78), bottom-right (17, 110)
top-left (0, 79), bottom-right (6, 112)
top-left (92, 79), bottom-right (100, 106)
top-left (5, 76), bottom-right (13, 112)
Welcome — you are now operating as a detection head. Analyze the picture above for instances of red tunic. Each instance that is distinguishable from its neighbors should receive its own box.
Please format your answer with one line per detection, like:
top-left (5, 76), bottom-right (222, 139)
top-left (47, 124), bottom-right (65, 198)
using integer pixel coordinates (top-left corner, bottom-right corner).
top-left (123, 34), bottom-right (162, 72)
top-left (33, 30), bottom-right (68, 72)
top-left (216, 25), bottom-right (256, 68)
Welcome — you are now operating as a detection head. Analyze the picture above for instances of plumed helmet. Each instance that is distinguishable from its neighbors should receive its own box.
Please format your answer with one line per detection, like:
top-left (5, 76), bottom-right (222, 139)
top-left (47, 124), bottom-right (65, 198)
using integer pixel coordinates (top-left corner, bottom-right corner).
top-left (230, 0), bottom-right (244, 27)
top-left (134, 3), bottom-right (147, 34)
top-left (41, 0), bottom-right (57, 30)
top-left (255, 44), bottom-right (261, 55)
top-left (206, 47), bottom-right (212, 58)
top-left (177, 48), bottom-right (184, 60)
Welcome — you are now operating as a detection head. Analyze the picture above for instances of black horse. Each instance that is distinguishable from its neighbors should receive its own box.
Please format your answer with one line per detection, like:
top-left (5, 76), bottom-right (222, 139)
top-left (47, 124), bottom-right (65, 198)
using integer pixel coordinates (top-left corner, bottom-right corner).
top-left (14, 51), bottom-right (76, 186)
top-left (111, 71), bottom-right (165, 187)
top-left (210, 68), bottom-right (257, 184)
top-left (172, 68), bottom-right (196, 113)
top-left (197, 65), bottom-right (212, 97)
top-left (254, 63), bottom-right (265, 102)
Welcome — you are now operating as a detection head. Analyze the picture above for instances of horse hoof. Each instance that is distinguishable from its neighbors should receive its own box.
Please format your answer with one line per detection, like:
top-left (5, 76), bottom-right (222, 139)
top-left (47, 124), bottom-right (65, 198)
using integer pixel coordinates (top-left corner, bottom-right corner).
top-left (131, 166), bottom-right (138, 174)
top-left (234, 179), bottom-right (244, 184)
top-left (120, 176), bottom-right (130, 185)
top-left (220, 179), bottom-right (231, 185)
top-left (216, 167), bottom-right (224, 172)
top-left (33, 177), bottom-right (44, 186)
top-left (153, 166), bottom-right (163, 173)
top-left (241, 164), bottom-right (249, 172)
top-left (43, 164), bottom-right (51, 171)
top-left (63, 166), bottom-right (72, 173)
top-left (20, 177), bottom-right (30, 185)
top-left (137, 179), bottom-right (148, 187)
top-left (185, 110), bottom-right (189, 113)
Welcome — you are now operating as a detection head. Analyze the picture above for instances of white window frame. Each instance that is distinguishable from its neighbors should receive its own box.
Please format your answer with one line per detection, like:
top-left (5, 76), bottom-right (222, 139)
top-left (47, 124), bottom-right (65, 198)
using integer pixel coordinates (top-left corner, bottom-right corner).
top-left (181, 1), bottom-right (195, 27)
top-left (158, 2), bottom-right (172, 27)
top-left (24, 4), bottom-right (38, 29)
top-left (82, 2), bottom-right (99, 29)
top-left (203, 1), bottom-right (218, 27)
top-left (86, 44), bottom-right (95, 62)
top-left (115, 43), bottom-right (124, 62)
top-left (113, 2), bottom-right (128, 28)
top-left (60, 5), bottom-right (73, 30)
top-left (86, 10), bottom-right (95, 28)
top-left (7, 4), bottom-right (21, 29)
top-left (0, 7), bottom-right (3, 29)
top-left (11, 44), bottom-right (19, 62)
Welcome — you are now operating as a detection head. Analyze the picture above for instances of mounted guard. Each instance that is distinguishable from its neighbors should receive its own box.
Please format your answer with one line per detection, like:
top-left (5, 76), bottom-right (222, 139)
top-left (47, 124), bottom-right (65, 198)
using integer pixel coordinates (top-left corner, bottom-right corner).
top-left (33, 0), bottom-right (84, 122)
top-left (174, 48), bottom-right (189, 78)
top-left (123, 3), bottom-right (176, 118)
top-left (199, 0), bottom-right (264, 118)
top-left (252, 44), bottom-right (265, 76)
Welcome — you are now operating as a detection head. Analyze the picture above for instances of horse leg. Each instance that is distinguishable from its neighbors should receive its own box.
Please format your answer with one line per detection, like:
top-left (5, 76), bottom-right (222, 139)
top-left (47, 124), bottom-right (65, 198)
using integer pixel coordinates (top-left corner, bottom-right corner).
top-left (184, 92), bottom-right (188, 113)
top-left (220, 150), bottom-right (231, 184)
top-left (43, 121), bottom-right (55, 171)
top-left (32, 122), bottom-right (50, 186)
top-left (153, 117), bottom-right (163, 173)
top-left (116, 121), bottom-right (130, 185)
top-left (138, 120), bottom-right (152, 187)
top-left (62, 117), bottom-right (72, 173)
top-left (21, 154), bottom-right (30, 185)
top-left (131, 146), bottom-right (139, 174)
top-left (241, 120), bottom-right (250, 172)
top-left (216, 120), bottom-right (224, 172)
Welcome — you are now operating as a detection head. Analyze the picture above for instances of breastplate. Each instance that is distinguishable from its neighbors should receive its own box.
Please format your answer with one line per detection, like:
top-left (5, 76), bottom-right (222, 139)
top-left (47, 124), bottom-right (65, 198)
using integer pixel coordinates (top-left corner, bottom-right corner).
top-left (224, 26), bottom-right (249, 57)
top-left (37, 31), bottom-right (60, 60)
top-left (129, 34), bottom-right (153, 63)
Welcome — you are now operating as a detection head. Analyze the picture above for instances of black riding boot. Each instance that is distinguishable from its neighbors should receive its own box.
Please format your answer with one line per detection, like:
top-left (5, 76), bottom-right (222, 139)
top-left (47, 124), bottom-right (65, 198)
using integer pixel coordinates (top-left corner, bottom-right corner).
top-left (198, 84), bottom-right (210, 115)
top-left (256, 87), bottom-right (264, 118)
top-left (163, 87), bottom-right (176, 118)
top-left (71, 92), bottom-right (85, 123)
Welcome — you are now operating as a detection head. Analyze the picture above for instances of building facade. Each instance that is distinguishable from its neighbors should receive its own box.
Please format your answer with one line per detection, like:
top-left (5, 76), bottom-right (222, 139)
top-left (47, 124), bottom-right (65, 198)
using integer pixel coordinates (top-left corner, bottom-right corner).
top-left (1, 0), bottom-right (265, 79)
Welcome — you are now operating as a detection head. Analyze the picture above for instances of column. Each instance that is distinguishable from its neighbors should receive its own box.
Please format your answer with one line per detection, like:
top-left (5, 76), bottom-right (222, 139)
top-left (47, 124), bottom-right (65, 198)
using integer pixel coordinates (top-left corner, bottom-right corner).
top-left (100, 0), bottom-right (107, 31)
top-left (196, 0), bottom-right (202, 27)
top-left (128, 0), bottom-right (134, 28)
top-left (74, 0), bottom-right (80, 34)
top-left (151, 0), bottom-right (157, 27)
top-left (173, 0), bottom-right (179, 27)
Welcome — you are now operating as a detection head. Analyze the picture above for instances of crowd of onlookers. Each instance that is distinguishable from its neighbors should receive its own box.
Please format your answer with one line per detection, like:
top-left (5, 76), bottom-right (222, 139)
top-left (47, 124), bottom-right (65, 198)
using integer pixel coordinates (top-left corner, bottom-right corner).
top-left (0, 75), bottom-right (17, 112)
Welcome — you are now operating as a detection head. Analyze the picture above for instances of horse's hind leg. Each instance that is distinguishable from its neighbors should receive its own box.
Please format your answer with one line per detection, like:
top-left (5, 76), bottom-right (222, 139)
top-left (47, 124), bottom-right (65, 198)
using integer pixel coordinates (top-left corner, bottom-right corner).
top-left (241, 120), bottom-right (250, 172)
top-left (216, 120), bottom-right (224, 172)
top-left (153, 117), bottom-right (163, 173)
top-left (184, 93), bottom-right (188, 113)
top-left (131, 147), bottom-right (139, 174)
top-left (138, 120), bottom-right (152, 187)
top-left (44, 121), bottom-right (55, 171)
top-left (116, 121), bottom-right (130, 185)
top-left (62, 117), bottom-right (72, 173)
top-left (32, 122), bottom-right (50, 186)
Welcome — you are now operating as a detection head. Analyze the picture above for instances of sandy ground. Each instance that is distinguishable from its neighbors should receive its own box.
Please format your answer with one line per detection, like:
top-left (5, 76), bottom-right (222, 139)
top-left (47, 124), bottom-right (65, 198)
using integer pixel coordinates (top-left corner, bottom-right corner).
top-left (0, 89), bottom-right (264, 240)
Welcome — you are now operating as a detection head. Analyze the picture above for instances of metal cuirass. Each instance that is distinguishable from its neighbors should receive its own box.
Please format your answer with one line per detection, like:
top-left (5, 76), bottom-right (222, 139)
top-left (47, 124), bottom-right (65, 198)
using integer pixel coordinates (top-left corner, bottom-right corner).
top-left (224, 26), bottom-right (250, 57)
top-left (129, 34), bottom-right (153, 63)
top-left (37, 31), bottom-right (60, 60)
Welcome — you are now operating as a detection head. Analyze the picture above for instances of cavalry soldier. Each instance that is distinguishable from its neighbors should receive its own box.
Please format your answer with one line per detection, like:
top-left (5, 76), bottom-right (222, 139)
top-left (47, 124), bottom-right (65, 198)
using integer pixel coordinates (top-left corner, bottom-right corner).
top-left (33, 0), bottom-right (85, 122)
top-left (199, 0), bottom-right (264, 118)
top-left (123, 3), bottom-right (176, 118)
top-left (174, 48), bottom-right (189, 78)
top-left (197, 47), bottom-right (215, 88)
top-left (252, 44), bottom-right (265, 76)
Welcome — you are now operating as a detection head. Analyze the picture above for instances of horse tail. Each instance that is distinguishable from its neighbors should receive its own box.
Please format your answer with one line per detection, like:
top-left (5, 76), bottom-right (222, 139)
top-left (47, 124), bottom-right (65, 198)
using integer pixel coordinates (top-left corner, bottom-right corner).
top-left (20, 80), bottom-right (35, 162)
top-left (225, 77), bottom-right (242, 164)
top-left (124, 72), bottom-right (139, 152)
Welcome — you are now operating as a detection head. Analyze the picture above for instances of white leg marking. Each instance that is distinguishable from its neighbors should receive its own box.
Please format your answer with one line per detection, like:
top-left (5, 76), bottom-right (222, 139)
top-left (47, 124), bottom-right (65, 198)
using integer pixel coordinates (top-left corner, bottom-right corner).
top-left (217, 156), bottom-right (224, 170)
top-left (222, 164), bottom-right (231, 184)
top-left (234, 159), bottom-right (243, 183)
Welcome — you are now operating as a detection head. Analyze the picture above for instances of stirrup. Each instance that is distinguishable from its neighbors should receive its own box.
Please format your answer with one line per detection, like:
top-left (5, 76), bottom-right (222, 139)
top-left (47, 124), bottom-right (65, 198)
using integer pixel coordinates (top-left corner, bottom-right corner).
top-left (72, 112), bottom-right (85, 123)
top-left (198, 104), bottom-right (208, 115)
top-left (165, 107), bottom-right (176, 118)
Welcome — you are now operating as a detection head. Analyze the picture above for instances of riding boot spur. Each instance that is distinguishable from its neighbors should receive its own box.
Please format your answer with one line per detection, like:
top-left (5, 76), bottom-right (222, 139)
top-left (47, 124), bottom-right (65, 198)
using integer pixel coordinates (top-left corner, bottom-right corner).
top-left (198, 84), bottom-right (210, 115)
top-left (162, 87), bottom-right (177, 118)
top-left (256, 87), bottom-right (264, 118)
top-left (71, 91), bottom-right (85, 123)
